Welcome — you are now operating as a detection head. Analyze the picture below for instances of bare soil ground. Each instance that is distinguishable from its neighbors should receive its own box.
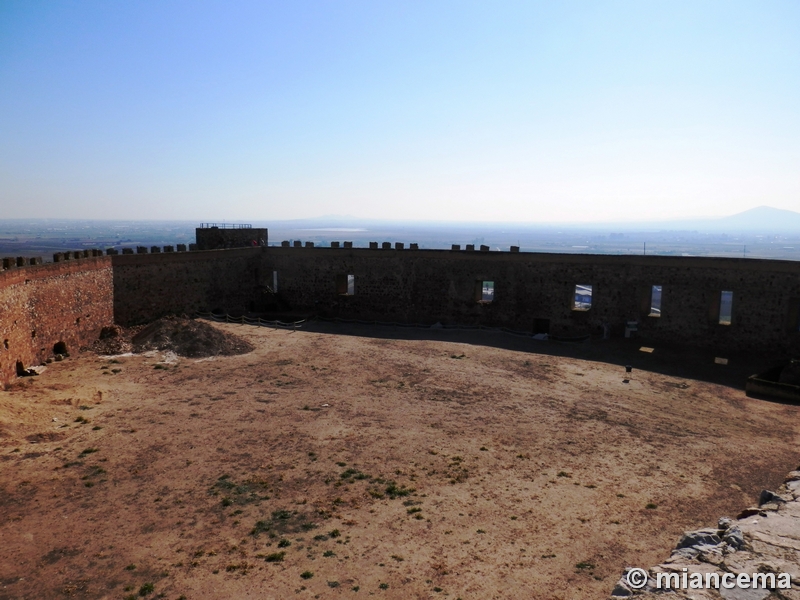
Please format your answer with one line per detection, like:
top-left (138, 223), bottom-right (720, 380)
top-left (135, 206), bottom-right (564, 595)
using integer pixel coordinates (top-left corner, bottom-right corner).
top-left (1, 322), bottom-right (800, 600)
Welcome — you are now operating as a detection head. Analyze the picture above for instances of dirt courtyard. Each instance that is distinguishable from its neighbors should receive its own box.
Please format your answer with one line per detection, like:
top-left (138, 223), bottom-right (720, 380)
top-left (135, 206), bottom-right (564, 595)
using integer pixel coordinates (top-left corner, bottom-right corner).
top-left (1, 322), bottom-right (799, 600)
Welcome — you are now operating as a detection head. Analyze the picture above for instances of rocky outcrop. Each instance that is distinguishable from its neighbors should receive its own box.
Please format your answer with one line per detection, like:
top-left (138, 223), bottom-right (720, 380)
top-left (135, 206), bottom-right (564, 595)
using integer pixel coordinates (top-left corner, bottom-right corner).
top-left (611, 471), bottom-right (800, 599)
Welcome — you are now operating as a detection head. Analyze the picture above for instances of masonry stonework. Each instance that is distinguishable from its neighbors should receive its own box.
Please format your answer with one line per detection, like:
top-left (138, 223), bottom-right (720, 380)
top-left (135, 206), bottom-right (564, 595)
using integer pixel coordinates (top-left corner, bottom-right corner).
top-left (2, 243), bottom-right (800, 385)
top-left (0, 257), bottom-right (113, 385)
top-left (261, 248), bottom-right (800, 354)
top-left (112, 246), bottom-right (800, 353)
top-left (195, 226), bottom-right (268, 250)
top-left (111, 248), bottom-right (264, 326)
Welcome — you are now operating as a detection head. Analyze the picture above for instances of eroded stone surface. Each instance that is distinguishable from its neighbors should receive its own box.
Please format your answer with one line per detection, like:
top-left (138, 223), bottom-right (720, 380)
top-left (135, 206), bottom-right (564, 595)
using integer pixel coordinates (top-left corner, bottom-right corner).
top-left (610, 479), bottom-right (800, 599)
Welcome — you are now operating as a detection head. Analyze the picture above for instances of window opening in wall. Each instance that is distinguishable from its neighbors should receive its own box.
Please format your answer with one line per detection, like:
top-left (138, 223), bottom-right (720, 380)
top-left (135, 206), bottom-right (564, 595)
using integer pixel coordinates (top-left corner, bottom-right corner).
top-left (336, 274), bottom-right (355, 296)
top-left (272, 271), bottom-right (278, 293)
top-left (719, 291), bottom-right (733, 325)
top-left (573, 284), bottom-right (592, 311)
top-left (476, 280), bottom-right (494, 303)
top-left (649, 285), bottom-right (662, 317)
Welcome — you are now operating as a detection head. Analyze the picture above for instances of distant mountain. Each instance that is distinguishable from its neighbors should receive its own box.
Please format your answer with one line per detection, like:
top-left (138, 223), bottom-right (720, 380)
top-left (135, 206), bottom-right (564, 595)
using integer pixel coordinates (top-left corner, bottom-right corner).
top-left (492, 205), bottom-right (800, 232)
top-left (265, 206), bottom-right (800, 233)
top-left (710, 206), bottom-right (800, 231)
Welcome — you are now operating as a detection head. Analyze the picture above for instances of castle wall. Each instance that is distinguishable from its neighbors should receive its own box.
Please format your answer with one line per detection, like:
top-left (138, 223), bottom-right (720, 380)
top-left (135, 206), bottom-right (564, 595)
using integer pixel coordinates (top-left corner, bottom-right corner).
top-left (111, 248), bottom-right (263, 326)
top-left (0, 257), bottom-right (114, 385)
top-left (262, 247), bottom-right (800, 353)
top-left (2, 244), bottom-right (798, 387)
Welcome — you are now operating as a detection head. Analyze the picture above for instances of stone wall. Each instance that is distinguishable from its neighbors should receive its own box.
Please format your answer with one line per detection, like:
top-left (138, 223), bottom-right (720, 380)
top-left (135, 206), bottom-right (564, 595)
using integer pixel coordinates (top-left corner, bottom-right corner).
top-left (0, 257), bottom-right (114, 385)
top-left (2, 245), bottom-right (799, 386)
top-left (195, 227), bottom-right (268, 250)
top-left (111, 248), bottom-right (264, 326)
top-left (263, 247), bottom-right (800, 354)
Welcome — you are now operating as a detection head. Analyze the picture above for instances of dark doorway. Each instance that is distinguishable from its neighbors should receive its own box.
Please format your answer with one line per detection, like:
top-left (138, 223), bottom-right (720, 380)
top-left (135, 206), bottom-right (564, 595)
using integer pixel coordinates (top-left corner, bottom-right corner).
top-left (53, 341), bottom-right (67, 355)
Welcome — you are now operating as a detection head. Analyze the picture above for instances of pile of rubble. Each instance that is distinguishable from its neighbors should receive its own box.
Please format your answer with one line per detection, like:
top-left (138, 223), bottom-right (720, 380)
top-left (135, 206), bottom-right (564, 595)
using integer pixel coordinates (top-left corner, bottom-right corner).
top-left (86, 317), bottom-right (255, 358)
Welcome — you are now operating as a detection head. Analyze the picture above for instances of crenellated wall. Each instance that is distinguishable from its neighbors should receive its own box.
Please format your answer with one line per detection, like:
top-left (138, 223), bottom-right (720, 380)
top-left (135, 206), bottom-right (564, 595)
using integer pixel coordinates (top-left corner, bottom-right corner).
top-left (109, 245), bottom-right (800, 353)
top-left (111, 248), bottom-right (264, 326)
top-left (260, 247), bottom-right (800, 353)
top-left (2, 242), bottom-right (799, 385)
top-left (0, 257), bottom-right (114, 385)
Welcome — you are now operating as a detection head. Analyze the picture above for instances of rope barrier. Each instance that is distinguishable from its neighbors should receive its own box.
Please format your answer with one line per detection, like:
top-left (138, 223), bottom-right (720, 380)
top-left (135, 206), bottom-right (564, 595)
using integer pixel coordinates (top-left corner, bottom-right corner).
top-left (195, 311), bottom-right (308, 330)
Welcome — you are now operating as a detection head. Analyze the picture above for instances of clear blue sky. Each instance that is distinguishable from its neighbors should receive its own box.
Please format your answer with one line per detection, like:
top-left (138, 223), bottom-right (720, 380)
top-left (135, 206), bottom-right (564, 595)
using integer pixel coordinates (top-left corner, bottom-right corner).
top-left (1, 1), bottom-right (798, 222)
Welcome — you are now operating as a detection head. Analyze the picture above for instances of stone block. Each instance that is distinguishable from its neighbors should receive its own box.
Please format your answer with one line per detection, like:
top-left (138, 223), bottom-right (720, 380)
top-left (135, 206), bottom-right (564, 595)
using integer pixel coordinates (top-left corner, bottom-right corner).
top-left (451, 244), bottom-right (461, 251)
top-left (293, 240), bottom-right (302, 248)
top-left (164, 245), bottom-right (174, 253)
top-left (121, 248), bottom-right (134, 255)
top-left (344, 241), bottom-right (353, 248)
top-left (395, 242), bottom-right (404, 250)
top-left (137, 246), bottom-right (148, 254)
top-left (466, 244), bottom-right (475, 251)
top-left (330, 241), bottom-right (340, 248)
top-left (369, 242), bottom-right (378, 249)
top-left (176, 244), bottom-right (187, 252)
top-left (281, 241), bottom-right (290, 247)
top-left (480, 245), bottom-right (490, 252)
top-left (305, 241), bottom-right (314, 248)
top-left (150, 246), bottom-right (161, 253)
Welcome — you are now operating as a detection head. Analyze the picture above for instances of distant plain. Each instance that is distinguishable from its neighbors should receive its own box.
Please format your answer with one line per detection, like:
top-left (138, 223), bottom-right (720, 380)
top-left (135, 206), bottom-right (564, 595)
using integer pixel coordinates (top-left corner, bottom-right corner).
top-left (2, 206), bottom-right (800, 261)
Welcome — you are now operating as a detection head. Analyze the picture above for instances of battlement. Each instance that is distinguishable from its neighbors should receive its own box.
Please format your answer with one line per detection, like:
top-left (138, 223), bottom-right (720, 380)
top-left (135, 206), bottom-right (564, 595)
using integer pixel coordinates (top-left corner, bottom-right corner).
top-left (109, 244), bottom-right (800, 354)
top-left (3, 233), bottom-right (800, 386)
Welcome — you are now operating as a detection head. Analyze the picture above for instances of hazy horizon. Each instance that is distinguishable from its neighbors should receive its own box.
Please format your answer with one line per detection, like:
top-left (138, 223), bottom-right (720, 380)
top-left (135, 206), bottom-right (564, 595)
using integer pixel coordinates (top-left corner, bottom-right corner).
top-left (2, 205), bottom-right (800, 261)
top-left (1, 204), bottom-right (799, 230)
top-left (2, 2), bottom-right (799, 223)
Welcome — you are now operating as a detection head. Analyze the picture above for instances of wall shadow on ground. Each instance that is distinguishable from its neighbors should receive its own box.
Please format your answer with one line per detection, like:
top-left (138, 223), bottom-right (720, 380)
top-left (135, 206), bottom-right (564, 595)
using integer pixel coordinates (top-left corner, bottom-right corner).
top-left (299, 320), bottom-right (790, 393)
